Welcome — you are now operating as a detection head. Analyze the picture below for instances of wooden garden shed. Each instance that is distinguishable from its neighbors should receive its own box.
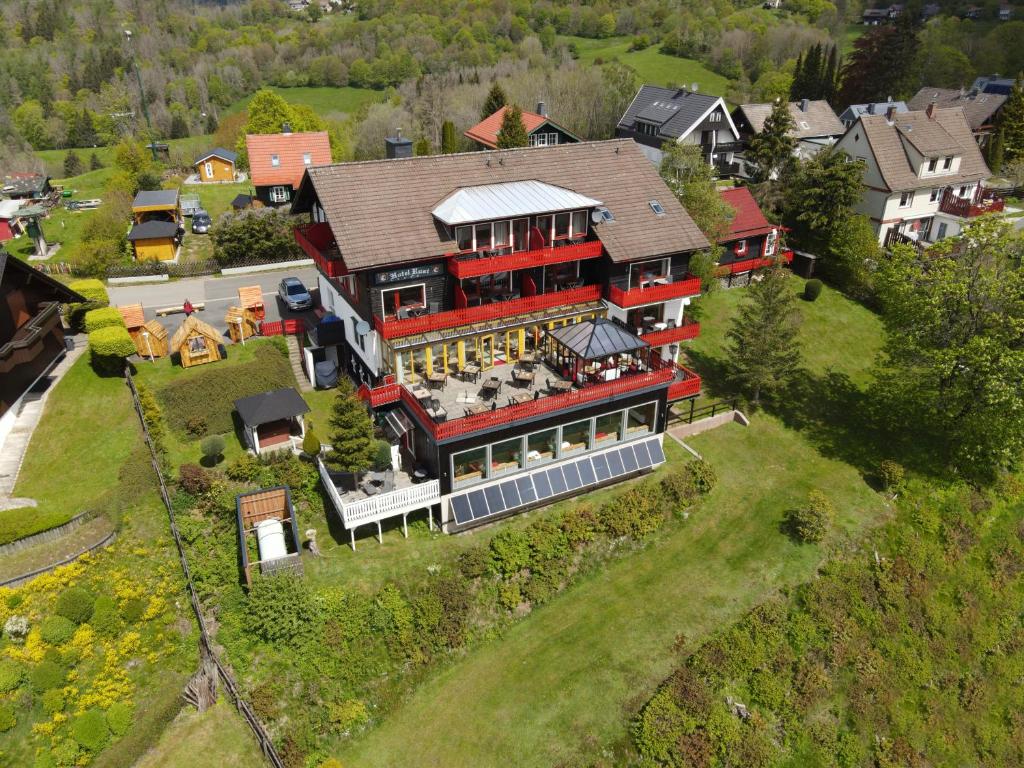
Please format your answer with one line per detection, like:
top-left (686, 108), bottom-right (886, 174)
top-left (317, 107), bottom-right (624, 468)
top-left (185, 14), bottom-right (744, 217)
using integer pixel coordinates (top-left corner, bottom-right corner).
top-left (118, 304), bottom-right (169, 358)
top-left (170, 315), bottom-right (224, 368)
top-left (235, 486), bottom-right (303, 586)
top-left (237, 285), bottom-right (265, 320)
top-left (225, 306), bottom-right (258, 343)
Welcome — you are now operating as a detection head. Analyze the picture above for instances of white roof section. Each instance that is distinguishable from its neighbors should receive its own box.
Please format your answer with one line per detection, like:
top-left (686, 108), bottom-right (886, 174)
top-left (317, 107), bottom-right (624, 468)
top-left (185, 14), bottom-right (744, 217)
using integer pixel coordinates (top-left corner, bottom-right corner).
top-left (432, 180), bottom-right (603, 226)
top-left (0, 200), bottom-right (24, 219)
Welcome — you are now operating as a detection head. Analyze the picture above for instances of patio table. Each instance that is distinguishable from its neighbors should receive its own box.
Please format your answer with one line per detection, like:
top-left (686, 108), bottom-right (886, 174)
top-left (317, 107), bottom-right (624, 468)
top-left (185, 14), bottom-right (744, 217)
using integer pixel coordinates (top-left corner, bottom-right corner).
top-left (510, 392), bottom-right (533, 404)
top-left (428, 371), bottom-right (447, 388)
top-left (461, 363), bottom-right (481, 382)
top-left (548, 378), bottom-right (573, 393)
top-left (513, 369), bottom-right (535, 386)
top-left (468, 403), bottom-right (489, 414)
top-left (411, 386), bottom-right (432, 401)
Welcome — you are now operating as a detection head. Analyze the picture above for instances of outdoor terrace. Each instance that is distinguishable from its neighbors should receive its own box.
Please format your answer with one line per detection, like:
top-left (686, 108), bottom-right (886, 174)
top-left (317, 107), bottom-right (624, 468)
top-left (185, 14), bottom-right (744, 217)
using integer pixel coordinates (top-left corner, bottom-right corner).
top-left (606, 274), bottom-right (701, 308)
top-left (295, 222), bottom-right (345, 277)
top-left (446, 239), bottom-right (602, 279)
top-left (938, 188), bottom-right (1005, 218)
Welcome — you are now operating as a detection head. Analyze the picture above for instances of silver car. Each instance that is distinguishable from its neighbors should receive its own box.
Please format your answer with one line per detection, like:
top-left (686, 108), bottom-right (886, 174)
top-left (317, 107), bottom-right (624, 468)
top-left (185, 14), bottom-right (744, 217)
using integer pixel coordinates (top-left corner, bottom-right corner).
top-left (278, 277), bottom-right (313, 311)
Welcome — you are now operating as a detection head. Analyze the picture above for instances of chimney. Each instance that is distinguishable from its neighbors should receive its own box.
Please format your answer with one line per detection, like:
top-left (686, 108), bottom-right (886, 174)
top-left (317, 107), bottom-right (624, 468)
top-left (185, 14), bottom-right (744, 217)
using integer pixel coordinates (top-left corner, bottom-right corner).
top-left (536, 101), bottom-right (547, 117)
top-left (385, 128), bottom-right (413, 160)
top-left (926, 101), bottom-right (935, 119)
top-left (282, 122), bottom-right (292, 134)
top-left (886, 105), bottom-right (897, 123)
top-left (800, 98), bottom-right (809, 112)
top-left (868, 103), bottom-right (876, 115)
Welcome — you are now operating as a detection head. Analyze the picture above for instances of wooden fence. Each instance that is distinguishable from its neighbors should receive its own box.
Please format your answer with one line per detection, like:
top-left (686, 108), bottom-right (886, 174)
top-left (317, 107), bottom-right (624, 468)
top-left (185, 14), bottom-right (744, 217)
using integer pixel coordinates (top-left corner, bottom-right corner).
top-left (125, 370), bottom-right (284, 767)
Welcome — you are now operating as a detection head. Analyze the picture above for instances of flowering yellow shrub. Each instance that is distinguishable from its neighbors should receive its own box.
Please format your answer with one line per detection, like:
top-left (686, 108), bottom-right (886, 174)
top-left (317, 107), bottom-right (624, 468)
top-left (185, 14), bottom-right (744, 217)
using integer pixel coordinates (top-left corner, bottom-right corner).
top-left (69, 625), bottom-right (96, 660)
top-left (143, 596), bottom-right (167, 621)
top-left (5, 627), bottom-right (46, 663)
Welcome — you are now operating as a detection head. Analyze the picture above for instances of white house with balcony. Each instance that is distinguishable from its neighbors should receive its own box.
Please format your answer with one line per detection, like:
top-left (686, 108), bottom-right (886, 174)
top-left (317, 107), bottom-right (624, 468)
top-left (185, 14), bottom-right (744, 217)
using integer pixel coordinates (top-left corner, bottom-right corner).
top-left (835, 103), bottom-right (995, 245)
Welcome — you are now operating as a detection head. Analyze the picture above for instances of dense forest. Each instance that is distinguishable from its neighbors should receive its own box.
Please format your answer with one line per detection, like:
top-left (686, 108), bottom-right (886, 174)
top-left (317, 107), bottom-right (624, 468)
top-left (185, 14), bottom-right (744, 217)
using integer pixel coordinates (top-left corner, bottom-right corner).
top-left (2, 0), bottom-right (1023, 172)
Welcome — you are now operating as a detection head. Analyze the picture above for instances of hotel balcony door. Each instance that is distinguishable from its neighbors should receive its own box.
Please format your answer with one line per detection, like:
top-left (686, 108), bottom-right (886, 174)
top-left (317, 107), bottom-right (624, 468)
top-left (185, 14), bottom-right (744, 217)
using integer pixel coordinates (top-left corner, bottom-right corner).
top-left (479, 335), bottom-right (495, 369)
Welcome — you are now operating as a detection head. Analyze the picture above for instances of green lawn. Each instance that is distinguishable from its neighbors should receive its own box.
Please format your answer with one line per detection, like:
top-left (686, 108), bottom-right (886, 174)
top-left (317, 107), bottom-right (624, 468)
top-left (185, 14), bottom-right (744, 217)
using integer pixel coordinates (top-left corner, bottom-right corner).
top-left (4, 355), bottom-right (141, 544)
top-left (223, 85), bottom-right (383, 118)
top-left (565, 36), bottom-right (731, 96)
top-left (133, 701), bottom-right (264, 768)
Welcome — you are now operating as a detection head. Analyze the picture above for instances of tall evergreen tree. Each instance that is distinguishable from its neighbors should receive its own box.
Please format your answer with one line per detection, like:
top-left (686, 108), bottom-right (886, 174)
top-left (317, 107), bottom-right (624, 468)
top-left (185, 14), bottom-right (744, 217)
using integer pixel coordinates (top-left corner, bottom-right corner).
top-left (413, 136), bottom-right (431, 156)
top-left (89, 152), bottom-right (103, 171)
top-left (325, 378), bottom-right (377, 472)
top-left (803, 44), bottom-right (823, 99)
top-left (1000, 73), bottom-right (1024, 165)
top-left (481, 82), bottom-right (507, 119)
top-left (441, 120), bottom-right (457, 154)
top-left (822, 45), bottom-right (840, 104)
top-left (63, 149), bottom-right (83, 177)
top-left (727, 266), bottom-right (802, 406)
top-left (496, 104), bottom-right (529, 148)
top-left (789, 52), bottom-right (805, 101)
top-left (748, 99), bottom-right (796, 182)
top-left (784, 146), bottom-right (866, 252)
top-left (987, 127), bottom-right (1005, 173)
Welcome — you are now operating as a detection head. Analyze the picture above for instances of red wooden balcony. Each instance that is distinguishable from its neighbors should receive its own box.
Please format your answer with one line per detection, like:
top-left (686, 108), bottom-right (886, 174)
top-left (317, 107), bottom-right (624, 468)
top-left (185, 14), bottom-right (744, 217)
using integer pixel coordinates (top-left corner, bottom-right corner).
top-left (720, 249), bottom-right (793, 275)
top-left (667, 363), bottom-right (702, 401)
top-left (374, 284), bottom-right (603, 340)
top-left (398, 359), bottom-right (679, 441)
top-left (447, 240), bottom-right (603, 279)
top-left (357, 375), bottom-right (401, 407)
top-left (295, 222), bottom-right (346, 278)
top-left (606, 275), bottom-right (701, 308)
top-left (938, 188), bottom-right (1005, 218)
top-left (640, 320), bottom-right (700, 347)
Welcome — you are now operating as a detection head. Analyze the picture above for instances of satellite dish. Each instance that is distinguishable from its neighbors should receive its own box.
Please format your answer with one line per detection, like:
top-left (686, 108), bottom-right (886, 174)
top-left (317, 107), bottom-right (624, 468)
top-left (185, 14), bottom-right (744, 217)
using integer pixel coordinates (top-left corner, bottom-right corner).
top-left (355, 320), bottom-right (371, 336)
top-left (591, 209), bottom-right (604, 224)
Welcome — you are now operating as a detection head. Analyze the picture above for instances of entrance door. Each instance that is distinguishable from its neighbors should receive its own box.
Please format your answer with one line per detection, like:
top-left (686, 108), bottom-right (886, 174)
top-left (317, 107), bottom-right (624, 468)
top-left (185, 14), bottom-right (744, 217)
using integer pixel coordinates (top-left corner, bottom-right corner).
top-left (479, 335), bottom-right (495, 369)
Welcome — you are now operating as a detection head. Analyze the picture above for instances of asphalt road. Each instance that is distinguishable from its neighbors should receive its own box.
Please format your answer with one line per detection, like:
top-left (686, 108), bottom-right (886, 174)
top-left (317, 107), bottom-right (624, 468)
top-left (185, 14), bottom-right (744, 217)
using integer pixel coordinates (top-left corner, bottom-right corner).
top-left (107, 265), bottom-right (321, 339)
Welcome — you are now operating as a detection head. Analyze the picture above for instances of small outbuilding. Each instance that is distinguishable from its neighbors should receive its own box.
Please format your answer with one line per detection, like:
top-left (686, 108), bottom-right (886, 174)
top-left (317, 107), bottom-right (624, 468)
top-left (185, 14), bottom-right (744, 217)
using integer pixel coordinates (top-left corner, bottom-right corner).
top-left (132, 189), bottom-right (181, 224)
top-left (128, 220), bottom-right (180, 262)
top-left (170, 315), bottom-right (224, 368)
top-left (230, 193), bottom-right (254, 211)
top-left (225, 305), bottom-right (258, 343)
top-left (234, 387), bottom-right (310, 455)
top-left (237, 285), bottom-right (266, 320)
top-left (194, 148), bottom-right (239, 183)
top-left (235, 486), bottom-right (303, 586)
top-left (117, 303), bottom-right (169, 358)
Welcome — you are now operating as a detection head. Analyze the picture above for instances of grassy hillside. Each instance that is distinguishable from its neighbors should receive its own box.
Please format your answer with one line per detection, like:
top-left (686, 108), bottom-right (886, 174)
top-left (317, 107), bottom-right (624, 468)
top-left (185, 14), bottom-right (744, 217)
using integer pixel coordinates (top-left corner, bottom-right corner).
top-left (565, 36), bottom-right (732, 97)
top-left (223, 85), bottom-right (383, 118)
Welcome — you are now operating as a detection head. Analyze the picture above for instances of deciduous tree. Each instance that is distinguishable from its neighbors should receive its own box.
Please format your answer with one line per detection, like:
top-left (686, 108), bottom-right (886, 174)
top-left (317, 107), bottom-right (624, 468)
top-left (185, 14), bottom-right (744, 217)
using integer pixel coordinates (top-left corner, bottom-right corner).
top-left (999, 73), bottom-right (1024, 165)
top-left (784, 146), bottom-right (865, 252)
top-left (659, 143), bottom-right (731, 242)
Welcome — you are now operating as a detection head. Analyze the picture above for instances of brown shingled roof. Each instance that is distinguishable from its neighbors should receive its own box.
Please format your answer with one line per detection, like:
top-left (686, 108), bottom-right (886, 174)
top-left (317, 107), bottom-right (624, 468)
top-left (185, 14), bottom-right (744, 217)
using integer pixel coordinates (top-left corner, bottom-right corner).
top-left (246, 131), bottom-right (331, 188)
top-left (907, 87), bottom-right (1007, 131)
top-left (737, 100), bottom-right (845, 139)
top-left (293, 140), bottom-right (709, 269)
top-left (117, 303), bottom-right (146, 329)
top-left (858, 108), bottom-right (989, 192)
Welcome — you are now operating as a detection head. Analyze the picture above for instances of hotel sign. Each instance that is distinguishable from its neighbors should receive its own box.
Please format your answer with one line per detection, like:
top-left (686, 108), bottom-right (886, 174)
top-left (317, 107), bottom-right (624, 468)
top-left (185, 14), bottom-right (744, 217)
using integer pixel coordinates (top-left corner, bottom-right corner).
top-left (373, 262), bottom-right (444, 285)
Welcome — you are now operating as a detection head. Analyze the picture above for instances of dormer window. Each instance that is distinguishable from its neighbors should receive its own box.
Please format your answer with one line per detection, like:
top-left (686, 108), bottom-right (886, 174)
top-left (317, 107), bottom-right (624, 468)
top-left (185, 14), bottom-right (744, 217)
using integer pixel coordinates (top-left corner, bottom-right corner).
top-left (271, 154), bottom-right (280, 167)
top-left (942, 155), bottom-right (953, 169)
top-left (928, 157), bottom-right (937, 172)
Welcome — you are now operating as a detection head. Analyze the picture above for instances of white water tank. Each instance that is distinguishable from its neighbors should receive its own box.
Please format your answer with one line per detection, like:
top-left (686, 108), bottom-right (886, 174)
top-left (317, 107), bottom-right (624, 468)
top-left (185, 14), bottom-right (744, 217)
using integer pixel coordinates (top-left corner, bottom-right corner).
top-left (255, 518), bottom-right (288, 562)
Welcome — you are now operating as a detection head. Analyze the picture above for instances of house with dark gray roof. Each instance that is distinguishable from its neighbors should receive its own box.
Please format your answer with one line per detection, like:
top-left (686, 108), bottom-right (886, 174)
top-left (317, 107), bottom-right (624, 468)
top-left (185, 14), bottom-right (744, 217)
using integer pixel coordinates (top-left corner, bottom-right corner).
top-left (835, 104), bottom-right (998, 246)
top-left (615, 85), bottom-right (740, 172)
top-left (732, 99), bottom-right (845, 174)
top-left (290, 137), bottom-right (704, 536)
top-left (839, 98), bottom-right (909, 128)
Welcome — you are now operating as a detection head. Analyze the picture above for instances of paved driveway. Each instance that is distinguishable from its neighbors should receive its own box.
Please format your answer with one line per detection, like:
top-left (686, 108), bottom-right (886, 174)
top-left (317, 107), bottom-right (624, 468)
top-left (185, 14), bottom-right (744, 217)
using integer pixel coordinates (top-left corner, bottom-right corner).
top-left (107, 266), bottom-right (321, 339)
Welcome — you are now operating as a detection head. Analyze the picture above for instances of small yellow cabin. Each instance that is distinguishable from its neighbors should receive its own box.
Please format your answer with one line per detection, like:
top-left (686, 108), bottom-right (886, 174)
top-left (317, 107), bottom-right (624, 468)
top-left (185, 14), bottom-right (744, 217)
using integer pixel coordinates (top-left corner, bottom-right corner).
top-left (194, 148), bottom-right (238, 183)
top-left (171, 315), bottom-right (224, 368)
top-left (128, 220), bottom-right (179, 261)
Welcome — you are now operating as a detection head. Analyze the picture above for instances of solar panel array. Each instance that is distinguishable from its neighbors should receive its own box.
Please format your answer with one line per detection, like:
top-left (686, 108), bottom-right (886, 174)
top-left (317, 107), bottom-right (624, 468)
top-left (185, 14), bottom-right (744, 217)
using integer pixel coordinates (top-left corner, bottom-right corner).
top-left (449, 437), bottom-right (666, 527)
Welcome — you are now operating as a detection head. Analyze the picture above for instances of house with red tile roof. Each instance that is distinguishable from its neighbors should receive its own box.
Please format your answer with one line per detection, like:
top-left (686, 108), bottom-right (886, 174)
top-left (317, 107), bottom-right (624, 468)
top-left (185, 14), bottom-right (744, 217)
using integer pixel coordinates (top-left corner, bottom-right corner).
top-left (245, 129), bottom-right (331, 207)
top-left (715, 187), bottom-right (790, 277)
top-left (464, 103), bottom-right (579, 150)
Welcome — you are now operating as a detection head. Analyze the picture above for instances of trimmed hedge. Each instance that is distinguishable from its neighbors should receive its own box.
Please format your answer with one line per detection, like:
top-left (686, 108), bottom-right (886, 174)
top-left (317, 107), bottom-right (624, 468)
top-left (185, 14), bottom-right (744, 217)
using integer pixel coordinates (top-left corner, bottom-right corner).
top-left (803, 278), bottom-right (823, 301)
top-left (157, 344), bottom-right (293, 436)
top-left (83, 306), bottom-right (125, 333)
top-left (66, 279), bottom-right (109, 331)
top-left (88, 326), bottom-right (136, 361)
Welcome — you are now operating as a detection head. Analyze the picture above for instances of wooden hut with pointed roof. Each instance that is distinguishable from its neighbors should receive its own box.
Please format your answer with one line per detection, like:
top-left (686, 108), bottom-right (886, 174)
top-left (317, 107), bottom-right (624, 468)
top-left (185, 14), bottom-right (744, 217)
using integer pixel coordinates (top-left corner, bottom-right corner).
top-left (237, 285), bottom-right (265, 320)
top-left (171, 315), bottom-right (224, 368)
top-left (118, 303), bottom-right (169, 358)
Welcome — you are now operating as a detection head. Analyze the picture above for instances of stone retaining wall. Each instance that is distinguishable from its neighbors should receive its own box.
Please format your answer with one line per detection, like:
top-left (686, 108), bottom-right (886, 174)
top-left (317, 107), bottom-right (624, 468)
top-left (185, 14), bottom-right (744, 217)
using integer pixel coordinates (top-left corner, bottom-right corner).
top-left (0, 511), bottom-right (91, 556)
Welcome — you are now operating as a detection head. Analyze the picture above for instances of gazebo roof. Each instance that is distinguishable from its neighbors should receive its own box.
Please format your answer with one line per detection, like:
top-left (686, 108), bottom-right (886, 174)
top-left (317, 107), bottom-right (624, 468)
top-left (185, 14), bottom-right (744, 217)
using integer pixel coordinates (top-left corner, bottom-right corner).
top-left (234, 387), bottom-right (310, 428)
top-left (547, 318), bottom-right (648, 360)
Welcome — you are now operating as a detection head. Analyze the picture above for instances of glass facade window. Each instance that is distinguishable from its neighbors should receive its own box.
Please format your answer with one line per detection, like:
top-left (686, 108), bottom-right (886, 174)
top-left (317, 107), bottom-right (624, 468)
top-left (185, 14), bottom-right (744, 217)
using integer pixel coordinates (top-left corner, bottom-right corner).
top-left (456, 225), bottom-right (473, 251)
top-left (555, 212), bottom-right (571, 240)
top-left (527, 429), bottom-right (557, 465)
top-left (594, 412), bottom-right (623, 447)
top-left (453, 447), bottom-right (488, 487)
top-left (536, 215), bottom-right (552, 244)
top-left (513, 218), bottom-right (529, 251)
top-left (491, 437), bottom-right (523, 477)
top-left (626, 403), bottom-right (657, 436)
top-left (561, 419), bottom-right (591, 456)
top-left (571, 210), bottom-right (587, 236)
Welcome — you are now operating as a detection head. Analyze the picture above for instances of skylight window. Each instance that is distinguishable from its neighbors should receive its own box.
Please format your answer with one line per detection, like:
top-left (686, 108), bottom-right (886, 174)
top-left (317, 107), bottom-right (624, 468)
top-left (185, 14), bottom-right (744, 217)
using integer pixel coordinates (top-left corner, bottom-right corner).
top-left (271, 154), bottom-right (280, 167)
top-left (649, 200), bottom-right (665, 216)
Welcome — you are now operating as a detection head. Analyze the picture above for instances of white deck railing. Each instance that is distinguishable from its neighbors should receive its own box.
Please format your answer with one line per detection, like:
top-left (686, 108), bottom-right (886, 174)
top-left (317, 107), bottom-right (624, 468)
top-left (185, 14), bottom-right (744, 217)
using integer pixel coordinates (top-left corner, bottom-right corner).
top-left (317, 458), bottom-right (440, 529)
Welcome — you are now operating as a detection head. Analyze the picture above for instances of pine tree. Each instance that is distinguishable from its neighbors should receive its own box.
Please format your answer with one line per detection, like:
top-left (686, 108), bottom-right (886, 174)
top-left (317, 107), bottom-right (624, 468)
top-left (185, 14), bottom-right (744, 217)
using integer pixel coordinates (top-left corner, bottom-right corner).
top-left (481, 82), bottom-right (507, 119)
top-left (747, 98), bottom-right (796, 182)
top-left (727, 266), bottom-right (802, 406)
top-left (441, 120), bottom-right (457, 154)
top-left (325, 378), bottom-right (377, 472)
top-left (89, 152), bottom-right (103, 171)
top-left (414, 136), bottom-right (431, 156)
top-left (496, 104), bottom-right (529, 149)
top-left (822, 45), bottom-right (840, 104)
top-left (1000, 73), bottom-right (1024, 165)
top-left (789, 52), bottom-right (805, 101)
top-left (987, 127), bottom-right (1005, 173)
top-left (63, 150), bottom-right (83, 177)
top-left (803, 44), bottom-right (823, 99)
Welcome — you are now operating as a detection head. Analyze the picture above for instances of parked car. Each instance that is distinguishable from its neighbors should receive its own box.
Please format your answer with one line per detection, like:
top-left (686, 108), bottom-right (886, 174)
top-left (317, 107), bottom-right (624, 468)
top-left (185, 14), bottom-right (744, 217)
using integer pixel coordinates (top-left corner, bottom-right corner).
top-left (278, 277), bottom-right (313, 311)
top-left (191, 211), bottom-right (212, 234)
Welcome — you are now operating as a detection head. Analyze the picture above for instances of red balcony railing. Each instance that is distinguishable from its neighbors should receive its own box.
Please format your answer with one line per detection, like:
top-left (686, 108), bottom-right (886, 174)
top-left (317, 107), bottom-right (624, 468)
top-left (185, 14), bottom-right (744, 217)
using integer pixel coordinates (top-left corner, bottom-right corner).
top-left (938, 188), bottom-right (1005, 218)
top-left (667, 363), bottom-right (702, 401)
top-left (374, 284), bottom-right (603, 340)
top-left (399, 359), bottom-right (680, 441)
top-left (640, 320), bottom-right (701, 347)
top-left (447, 240), bottom-right (603, 279)
top-left (295, 222), bottom-right (346, 278)
top-left (606, 276), bottom-right (701, 308)
top-left (722, 249), bottom-right (794, 275)
top-left (357, 375), bottom-right (401, 407)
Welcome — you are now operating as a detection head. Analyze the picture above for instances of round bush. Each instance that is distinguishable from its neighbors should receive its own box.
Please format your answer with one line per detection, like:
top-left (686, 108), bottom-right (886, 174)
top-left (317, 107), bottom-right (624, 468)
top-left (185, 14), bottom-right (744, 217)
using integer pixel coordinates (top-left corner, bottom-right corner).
top-left (71, 708), bottom-right (110, 752)
top-left (122, 597), bottom-right (146, 624)
top-left (200, 434), bottom-right (225, 462)
top-left (0, 702), bottom-right (15, 733)
top-left (90, 595), bottom-right (120, 637)
top-left (83, 307), bottom-right (125, 333)
top-left (29, 660), bottom-right (65, 692)
top-left (55, 587), bottom-right (94, 625)
top-left (373, 439), bottom-right (393, 471)
top-left (0, 659), bottom-right (24, 693)
top-left (105, 701), bottom-right (133, 736)
top-left (803, 279), bottom-right (823, 301)
top-left (787, 490), bottom-right (835, 543)
top-left (178, 463), bottom-right (211, 495)
top-left (40, 615), bottom-right (77, 645)
top-left (879, 459), bottom-right (905, 492)
top-left (88, 325), bottom-right (136, 359)
top-left (42, 688), bottom-right (65, 715)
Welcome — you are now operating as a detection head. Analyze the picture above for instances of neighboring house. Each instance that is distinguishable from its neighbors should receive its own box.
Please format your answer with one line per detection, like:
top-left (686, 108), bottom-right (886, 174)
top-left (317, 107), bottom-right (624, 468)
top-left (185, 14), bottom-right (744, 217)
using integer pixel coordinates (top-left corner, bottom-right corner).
top-left (129, 190), bottom-right (183, 261)
top-left (0, 200), bottom-right (25, 242)
top-left (732, 98), bottom-right (845, 171)
top-left (961, 5), bottom-right (983, 18)
top-left (971, 75), bottom-right (1016, 96)
top-left (1, 174), bottom-right (51, 201)
top-left (194, 148), bottom-right (239, 182)
top-left (862, 7), bottom-right (889, 23)
top-left (999, 3), bottom-right (1013, 20)
top-left (839, 99), bottom-right (909, 128)
top-left (835, 104), bottom-right (997, 246)
top-left (245, 129), bottom-right (331, 207)
top-left (616, 85), bottom-right (741, 170)
top-left (0, 249), bottom-right (84, 444)
top-left (291, 138), bottom-right (706, 537)
top-left (908, 87), bottom-right (1007, 147)
top-left (715, 187), bottom-right (791, 275)
top-left (464, 103), bottom-right (580, 150)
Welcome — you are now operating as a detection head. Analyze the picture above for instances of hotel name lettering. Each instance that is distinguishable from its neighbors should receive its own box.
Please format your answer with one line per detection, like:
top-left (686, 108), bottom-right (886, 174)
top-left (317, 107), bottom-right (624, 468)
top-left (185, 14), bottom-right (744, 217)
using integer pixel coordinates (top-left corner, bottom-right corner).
top-left (374, 263), bottom-right (444, 285)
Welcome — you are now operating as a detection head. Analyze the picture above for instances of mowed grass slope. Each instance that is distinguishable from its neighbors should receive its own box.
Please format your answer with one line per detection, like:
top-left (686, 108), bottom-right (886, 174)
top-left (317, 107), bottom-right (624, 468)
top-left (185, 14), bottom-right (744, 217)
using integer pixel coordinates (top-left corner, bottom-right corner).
top-left (223, 85), bottom-right (382, 118)
top-left (133, 701), bottom-right (264, 768)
